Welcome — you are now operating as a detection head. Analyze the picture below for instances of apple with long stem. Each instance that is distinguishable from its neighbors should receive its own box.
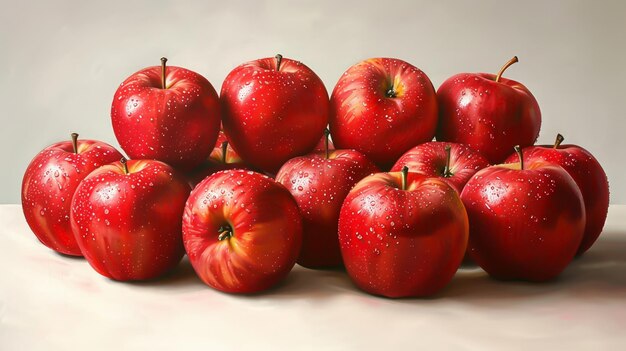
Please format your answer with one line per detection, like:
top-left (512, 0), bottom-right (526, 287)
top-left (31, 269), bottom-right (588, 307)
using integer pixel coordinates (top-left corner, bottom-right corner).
top-left (391, 141), bottom-right (489, 193)
top-left (21, 133), bottom-right (122, 256)
top-left (221, 54), bottom-right (329, 174)
top-left (276, 129), bottom-right (378, 268)
top-left (182, 169), bottom-right (303, 293)
top-left (461, 146), bottom-right (585, 281)
top-left (436, 56), bottom-right (541, 164)
top-left (111, 57), bottom-right (221, 171)
top-left (504, 134), bottom-right (609, 255)
top-left (71, 157), bottom-right (191, 280)
top-left (330, 58), bottom-right (438, 169)
top-left (339, 166), bottom-right (468, 297)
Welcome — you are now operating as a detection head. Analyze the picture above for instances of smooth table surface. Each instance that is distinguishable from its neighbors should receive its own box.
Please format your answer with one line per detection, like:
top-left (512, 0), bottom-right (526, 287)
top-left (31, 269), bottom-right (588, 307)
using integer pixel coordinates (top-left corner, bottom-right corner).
top-left (1, 204), bottom-right (625, 350)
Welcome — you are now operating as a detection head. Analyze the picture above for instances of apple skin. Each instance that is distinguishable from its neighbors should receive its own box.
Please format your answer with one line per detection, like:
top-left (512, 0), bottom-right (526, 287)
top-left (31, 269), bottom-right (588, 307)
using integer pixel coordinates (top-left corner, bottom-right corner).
top-left (276, 150), bottom-right (378, 268)
top-left (182, 169), bottom-right (303, 294)
top-left (391, 141), bottom-right (489, 193)
top-left (338, 171), bottom-right (468, 298)
top-left (185, 131), bottom-right (251, 187)
top-left (460, 160), bottom-right (585, 282)
top-left (329, 58), bottom-right (438, 169)
top-left (221, 56), bottom-right (329, 174)
top-left (436, 73), bottom-right (541, 164)
top-left (504, 142), bottom-right (609, 255)
top-left (313, 133), bottom-right (334, 152)
top-left (111, 63), bottom-right (221, 171)
top-left (21, 137), bottom-right (122, 256)
top-left (70, 159), bottom-right (191, 280)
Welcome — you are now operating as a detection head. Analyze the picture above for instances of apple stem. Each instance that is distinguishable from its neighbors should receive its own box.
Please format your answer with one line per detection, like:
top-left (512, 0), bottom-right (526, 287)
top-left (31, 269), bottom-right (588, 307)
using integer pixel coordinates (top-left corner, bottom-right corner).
top-left (495, 56), bottom-right (519, 83)
top-left (71, 132), bottom-right (79, 154)
top-left (386, 84), bottom-right (397, 98)
top-left (324, 128), bottom-right (331, 159)
top-left (221, 141), bottom-right (228, 164)
top-left (275, 54), bottom-right (283, 71)
top-left (218, 225), bottom-right (233, 241)
top-left (443, 145), bottom-right (453, 178)
top-left (160, 57), bottom-right (168, 89)
top-left (120, 157), bottom-right (129, 175)
top-left (514, 145), bottom-right (524, 170)
top-left (401, 166), bottom-right (409, 190)
top-left (554, 133), bottom-right (565, 148)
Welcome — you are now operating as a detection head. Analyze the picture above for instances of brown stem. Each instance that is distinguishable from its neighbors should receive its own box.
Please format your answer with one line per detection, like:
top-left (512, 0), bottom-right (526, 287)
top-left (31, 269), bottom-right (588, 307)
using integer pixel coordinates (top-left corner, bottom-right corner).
top-left (160, 57), bottom-right (168, 89)
top-left (401, 166), bottom-right (409, 190)
top-left (514, 145), bottom-right (524, 170)
top-left (386, 78), bottom-right (397, 98)
top-left (221, 141), bottom-right (228, 164)
top-left (554, 133), bottom-right (565, 148)
top-left (495, 56), bottom-right (518, 83)
top-left (218, 225), bottom-right (233, 241)
top-left (324, 128), bottom-right (330, 159)
top-left (275, 54), bottom-right (283, 71)
top-left (443, 145), bottom-right (453, 177)
top-left (120, 157), bottom-right (129, 174)
top-left (71, 132), bottom-right (78, 154)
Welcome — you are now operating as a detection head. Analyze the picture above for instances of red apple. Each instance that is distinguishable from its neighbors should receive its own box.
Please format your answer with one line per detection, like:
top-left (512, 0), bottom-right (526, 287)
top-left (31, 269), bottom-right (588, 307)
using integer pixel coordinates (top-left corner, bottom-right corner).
top-left (504, 134), bottom-right (609, 255)
top-left (390, 141), bottom-right (489, 193)
top-left (329, 58), bottom-right (438, 169)
top-left (182, 169), bottom-right (302, 293)
top-left (111, 57), bottom-right (221, 171)
top-left (436, 56), bottom-right (541, 164)
top-left (21, 133), bottom-right (122, 256)
top-left (70, 158), bottom-right (191, 280)
top-left (185, 131), bottom-right (250, 187)
top-left (461, 146), bottom-right (585, 281)
top-left (339, 167), bottom-right (468, 298)
top-left (276, 131), bottom-right (378, 268)
top-left (221, 54), bottom-right (328, 173)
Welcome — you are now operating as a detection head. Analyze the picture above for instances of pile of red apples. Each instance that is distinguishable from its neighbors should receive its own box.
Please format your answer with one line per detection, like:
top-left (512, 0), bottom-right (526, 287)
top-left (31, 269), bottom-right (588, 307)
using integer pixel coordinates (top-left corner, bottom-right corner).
top-left (22, 55), bottom-right (609, 298)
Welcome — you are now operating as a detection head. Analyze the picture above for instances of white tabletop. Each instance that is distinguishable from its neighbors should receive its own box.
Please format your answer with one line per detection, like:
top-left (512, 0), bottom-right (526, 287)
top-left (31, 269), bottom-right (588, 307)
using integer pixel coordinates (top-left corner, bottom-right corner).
top-left (1, 204), bottom-right (625, 350)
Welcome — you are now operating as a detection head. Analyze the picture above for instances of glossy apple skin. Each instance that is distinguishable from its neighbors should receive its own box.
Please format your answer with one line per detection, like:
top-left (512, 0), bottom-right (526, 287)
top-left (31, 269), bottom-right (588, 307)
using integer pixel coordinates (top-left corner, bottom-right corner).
top-left (460, 162), bottom-right (585, 282)
top-left (70, 160), bottom-right (191, 280)
top-left (21, 139), bottom-right (122, 256)
top-left (339, 172), bottom-right (468, 298)
top-left (391, 141), bottom-right (489, 193)
top-left (221, 56), bottom-right (329, 173)
top-left (504, 144), bottom-right (609, 255)
top-left (182, 170), bottom-right (302, 293)
top-left (436, 73), bottom-right (541, 164)
top-left (186, 131), bottom-right (251, 187)
top-left (276, 150), bottom-right (378, 268)
top-left (111, 64), bottom-right (221, 171)
top-left (330, 58), bottom-right (438, 169)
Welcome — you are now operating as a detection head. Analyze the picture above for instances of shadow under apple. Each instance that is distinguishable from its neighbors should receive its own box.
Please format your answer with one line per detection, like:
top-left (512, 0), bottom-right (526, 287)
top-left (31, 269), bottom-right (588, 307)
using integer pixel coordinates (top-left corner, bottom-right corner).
top-left (436, 228), bottom-right (626, 303)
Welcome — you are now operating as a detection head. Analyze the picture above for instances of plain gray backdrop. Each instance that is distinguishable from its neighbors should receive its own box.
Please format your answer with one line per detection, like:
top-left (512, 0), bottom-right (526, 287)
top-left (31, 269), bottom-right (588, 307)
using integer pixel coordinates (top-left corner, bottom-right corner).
top-left (1, 0), bottom-right (624, 204)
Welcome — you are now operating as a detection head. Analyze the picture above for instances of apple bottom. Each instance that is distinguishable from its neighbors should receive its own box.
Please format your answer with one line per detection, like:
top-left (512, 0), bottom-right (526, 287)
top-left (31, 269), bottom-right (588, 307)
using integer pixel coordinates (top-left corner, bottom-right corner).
top-left (466, 212), bottom-right (584, 282)
top-left (80, 226), bottom-right (185, 281)
top-left (182, 170), bottom-right (303, 294)
top-left (346, 221), bottom-right (467, 297)
top-left (183, 214), bottom-right (301, 294)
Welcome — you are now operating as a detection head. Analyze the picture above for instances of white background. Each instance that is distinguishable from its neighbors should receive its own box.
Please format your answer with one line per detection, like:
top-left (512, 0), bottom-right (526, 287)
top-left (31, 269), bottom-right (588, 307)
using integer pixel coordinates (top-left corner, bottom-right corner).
top-left (1, 0), bottom-right (625, 203)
